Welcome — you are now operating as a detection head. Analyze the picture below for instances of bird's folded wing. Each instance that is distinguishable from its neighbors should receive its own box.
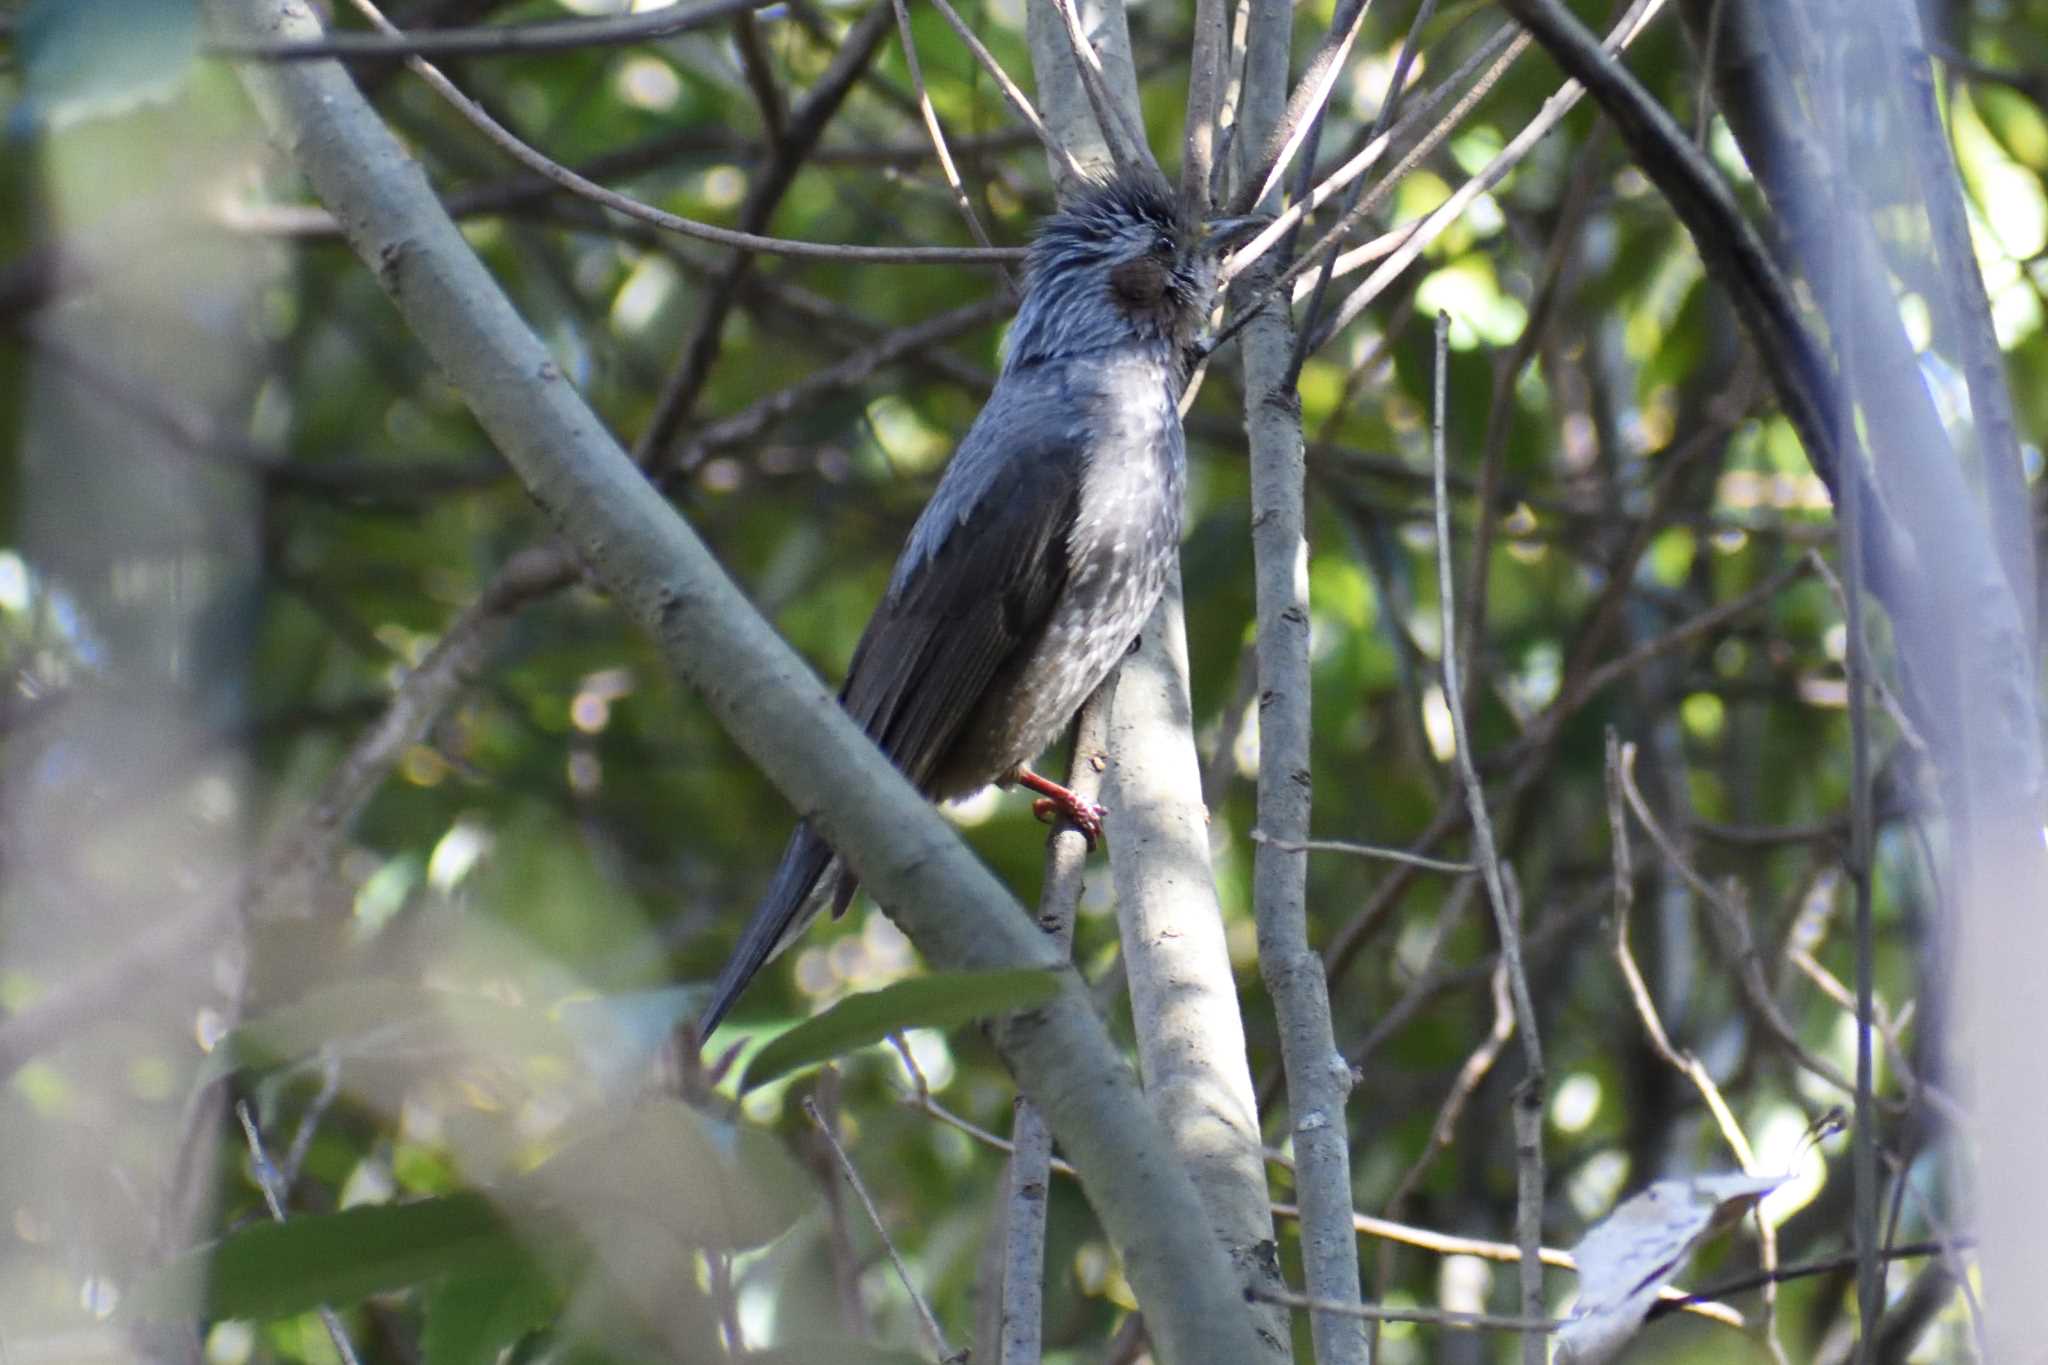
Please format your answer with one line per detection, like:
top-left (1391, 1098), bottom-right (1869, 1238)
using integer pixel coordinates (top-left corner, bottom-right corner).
top-left (839, 419), bottom-right (1085, 790)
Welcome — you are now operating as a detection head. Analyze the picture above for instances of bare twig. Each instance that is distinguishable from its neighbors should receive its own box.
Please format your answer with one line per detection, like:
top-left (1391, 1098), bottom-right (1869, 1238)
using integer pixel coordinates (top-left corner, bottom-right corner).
top-left (1606, 729), bottom-right (1786, 1354)
top-left (235, 1102), bottom-right (363, 1365)
top-left (921, 0), bottom-right (1088, 183)
top-left (209, 0), bottom-right (781, 59)
top-left (668, 295), bottom-right (1010, 473)
top-left (329, 1), bottom-right (1019, 267)
top-left (1250, 828), bottom-right (1473, 874)
top-left (1606, 734), bottom-right (1759, 1156)
top-left (1254, 1284), bottom-right (1558, 1334)
top-left (1311, 1), bottom-right (1669, 351)
top-left (1382, 960), bottom-right (1515, 1212)
top-left (804, 1095), bottom-right (964, 1363)
top-left (1241, 0), bottom-right (1383, 216)
top-left (1284, 0), bottom-right (1440, 384)
top-left (889, 0), bottom-right (1006, 271)
top-left (1220, 21), bottom-right (1524, 285)
top-left (1433, 312), bottom-right (1545, 1364)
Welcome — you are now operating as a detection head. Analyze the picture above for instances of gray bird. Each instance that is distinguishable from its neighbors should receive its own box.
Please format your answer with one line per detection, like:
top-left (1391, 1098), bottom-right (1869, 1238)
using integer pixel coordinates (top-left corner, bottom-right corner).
top-left (700, 174), bottom-right (1259, 1037)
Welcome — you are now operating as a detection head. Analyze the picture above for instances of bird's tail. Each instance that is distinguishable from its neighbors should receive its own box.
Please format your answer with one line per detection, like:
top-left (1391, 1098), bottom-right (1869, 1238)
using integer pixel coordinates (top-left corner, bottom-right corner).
top-left (697, 821), bottom-right (856, 1038)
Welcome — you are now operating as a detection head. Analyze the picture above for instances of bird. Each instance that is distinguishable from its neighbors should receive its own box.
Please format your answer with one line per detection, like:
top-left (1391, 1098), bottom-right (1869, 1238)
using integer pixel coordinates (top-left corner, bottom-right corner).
top-left (698, 173), bottom-right (1262, 1037)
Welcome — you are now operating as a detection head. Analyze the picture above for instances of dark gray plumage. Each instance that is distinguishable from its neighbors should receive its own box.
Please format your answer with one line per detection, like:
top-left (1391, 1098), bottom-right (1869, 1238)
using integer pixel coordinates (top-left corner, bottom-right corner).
top-left (700, 175), bottom-right (1255, 1037)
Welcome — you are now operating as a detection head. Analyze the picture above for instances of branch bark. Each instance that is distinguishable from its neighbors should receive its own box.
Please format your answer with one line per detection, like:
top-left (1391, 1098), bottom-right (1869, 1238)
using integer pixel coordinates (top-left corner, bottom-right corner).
top-left (1106, 572), bottom-right (1291, 1361)
top-left (207, 3), bottom-right (1262, 1358)
top-left (1234, 0), bottom-right (1369, 1361)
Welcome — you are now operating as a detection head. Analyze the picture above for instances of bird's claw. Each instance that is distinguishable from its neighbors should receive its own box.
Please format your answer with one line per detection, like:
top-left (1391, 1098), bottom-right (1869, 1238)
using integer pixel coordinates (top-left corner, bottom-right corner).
top-left (1031, 793), bottom-right (1107, 848)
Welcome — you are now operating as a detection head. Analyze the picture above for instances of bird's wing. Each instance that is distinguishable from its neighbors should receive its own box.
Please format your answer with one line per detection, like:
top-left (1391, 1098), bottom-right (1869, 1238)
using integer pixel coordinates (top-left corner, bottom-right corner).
top-left (697, 392), bottom-right (1083, 1038)
top-left (839, 401), bottom-right (1085, 790)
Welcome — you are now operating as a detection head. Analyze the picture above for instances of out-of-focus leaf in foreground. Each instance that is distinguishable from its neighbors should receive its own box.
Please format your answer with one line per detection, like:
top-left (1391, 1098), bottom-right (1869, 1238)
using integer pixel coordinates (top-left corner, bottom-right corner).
top-left (11, 0), bottom-right (201, 130)
top-left (134, 1101), bottom-right (806, 1326)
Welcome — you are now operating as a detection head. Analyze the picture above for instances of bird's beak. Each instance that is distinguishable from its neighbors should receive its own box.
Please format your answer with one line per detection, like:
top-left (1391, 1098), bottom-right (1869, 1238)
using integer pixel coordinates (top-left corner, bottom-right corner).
top-left (1201, 214), bottom-right (1271, 254)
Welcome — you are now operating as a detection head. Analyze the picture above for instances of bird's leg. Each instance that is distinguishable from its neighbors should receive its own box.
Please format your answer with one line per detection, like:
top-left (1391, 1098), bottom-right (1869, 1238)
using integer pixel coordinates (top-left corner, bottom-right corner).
top-left (1014, 766), bottom-right (1107, 848)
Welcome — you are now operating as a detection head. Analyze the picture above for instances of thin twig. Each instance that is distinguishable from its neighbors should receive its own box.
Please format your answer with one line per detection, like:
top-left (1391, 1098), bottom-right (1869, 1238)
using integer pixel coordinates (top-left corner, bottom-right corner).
top-left (338, 0), bottom-right (1018, 266)
top-left (899, 1093), bottom-right (1750, 1336)
top-left (235, 1102), bottom-right (364, 1365)
top-left (1253, 1285), bottom-right (1558, 1334)
top-left (1605, 731), bottom-right (1758, 1170)
top-left (1606, 729), bottom-right (1786, 1356)
top-left (1311, 0), bottom-right (1668, 351)
top-left (889, 0), bottom-right (1007, 271)
top-left (1381, 960), bottom-right (1515, 1213)
top-left (921, 0), bottom-right (1089, 183)
top-left (1243, 0), bottom-right (1383, 214)
top-left (209, 0), bottom-right (781, 59)
top-left (1285, 0), bottom-right (1440, 384)
top-left (1433, 311), bottom-right (1545, 1364)
top-left (1221, 21), bottom-right (1524, 285)
top-left (803, 1095), bottom-right (964, 1363)
top-left (1649, 1238), bottom-right (1965, 1318)
top-left (1250, 828), bottom-right (1474, 874)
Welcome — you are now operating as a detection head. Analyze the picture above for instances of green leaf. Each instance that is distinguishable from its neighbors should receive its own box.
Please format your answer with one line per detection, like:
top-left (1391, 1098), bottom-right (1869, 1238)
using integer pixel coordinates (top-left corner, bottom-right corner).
top-left (740, 969), bottom-right (1061, 1091)
top-left (132, 1194), bottom-right (527, 1321)
top-left (422, 1263), bottom-right (560, 1365)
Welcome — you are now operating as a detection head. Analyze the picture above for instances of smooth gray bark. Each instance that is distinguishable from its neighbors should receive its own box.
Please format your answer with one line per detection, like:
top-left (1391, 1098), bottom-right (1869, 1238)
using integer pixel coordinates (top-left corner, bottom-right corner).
top-left (1235, 0), bottom-right (1369, 1361)
top-left (1106, 572), bottom-right (1291, 1361)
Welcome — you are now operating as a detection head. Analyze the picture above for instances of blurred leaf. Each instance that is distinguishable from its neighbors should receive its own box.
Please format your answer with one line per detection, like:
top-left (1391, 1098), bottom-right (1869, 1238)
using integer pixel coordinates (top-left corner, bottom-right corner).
top-left (423, 1262), bottom-right (560, 1365)
top-left (12, 0), bottom-right (201, 130)
top-left (132, 1193), bottom-right (527, 1321)
top-left (518, 1099), bottom-right (809, 1252)
top-left (740, 968), bottom-right (1061, 1091)
top-left (198, 978), bottom-right (575, 1087)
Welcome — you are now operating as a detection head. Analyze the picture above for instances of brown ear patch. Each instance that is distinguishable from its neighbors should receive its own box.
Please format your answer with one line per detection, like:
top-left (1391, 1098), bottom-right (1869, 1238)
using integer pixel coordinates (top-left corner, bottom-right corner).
top-left (1109, 256), bottom-right (1171, 313)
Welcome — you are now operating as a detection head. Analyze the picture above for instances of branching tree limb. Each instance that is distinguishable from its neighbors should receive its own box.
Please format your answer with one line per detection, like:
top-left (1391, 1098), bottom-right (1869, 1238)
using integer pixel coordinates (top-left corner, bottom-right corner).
top-left (207, 2), bottom-right (1262, 1357)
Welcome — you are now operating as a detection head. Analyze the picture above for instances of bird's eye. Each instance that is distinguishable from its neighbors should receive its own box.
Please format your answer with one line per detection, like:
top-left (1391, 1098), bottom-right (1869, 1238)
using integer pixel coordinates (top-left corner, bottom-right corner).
top-left (1152, 232), bottom-right (1174, 257)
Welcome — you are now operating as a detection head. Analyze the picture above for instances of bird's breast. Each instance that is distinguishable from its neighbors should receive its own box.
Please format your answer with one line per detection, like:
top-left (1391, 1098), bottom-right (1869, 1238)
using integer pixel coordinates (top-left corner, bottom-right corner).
top-left (935, 352), bottom-right (1186, 792)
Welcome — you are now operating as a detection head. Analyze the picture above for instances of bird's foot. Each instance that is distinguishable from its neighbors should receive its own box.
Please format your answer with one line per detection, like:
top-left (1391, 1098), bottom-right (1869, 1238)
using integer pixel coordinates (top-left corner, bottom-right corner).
top-left (1017, 768), bottom-right (1106, 848)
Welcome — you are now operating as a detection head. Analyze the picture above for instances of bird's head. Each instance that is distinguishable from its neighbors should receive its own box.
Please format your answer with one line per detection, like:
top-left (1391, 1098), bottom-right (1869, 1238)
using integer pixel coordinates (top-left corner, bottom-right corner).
top-left (1006, 175), bottom-right (1267, 371)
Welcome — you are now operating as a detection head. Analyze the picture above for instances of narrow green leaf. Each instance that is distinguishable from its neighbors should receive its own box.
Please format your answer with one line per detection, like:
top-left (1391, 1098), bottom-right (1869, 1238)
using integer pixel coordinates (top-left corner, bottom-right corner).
top-left (740, 969), bottom-right (1060, 1091)
top-left (131, 1194), bottom-right (526, 1321)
